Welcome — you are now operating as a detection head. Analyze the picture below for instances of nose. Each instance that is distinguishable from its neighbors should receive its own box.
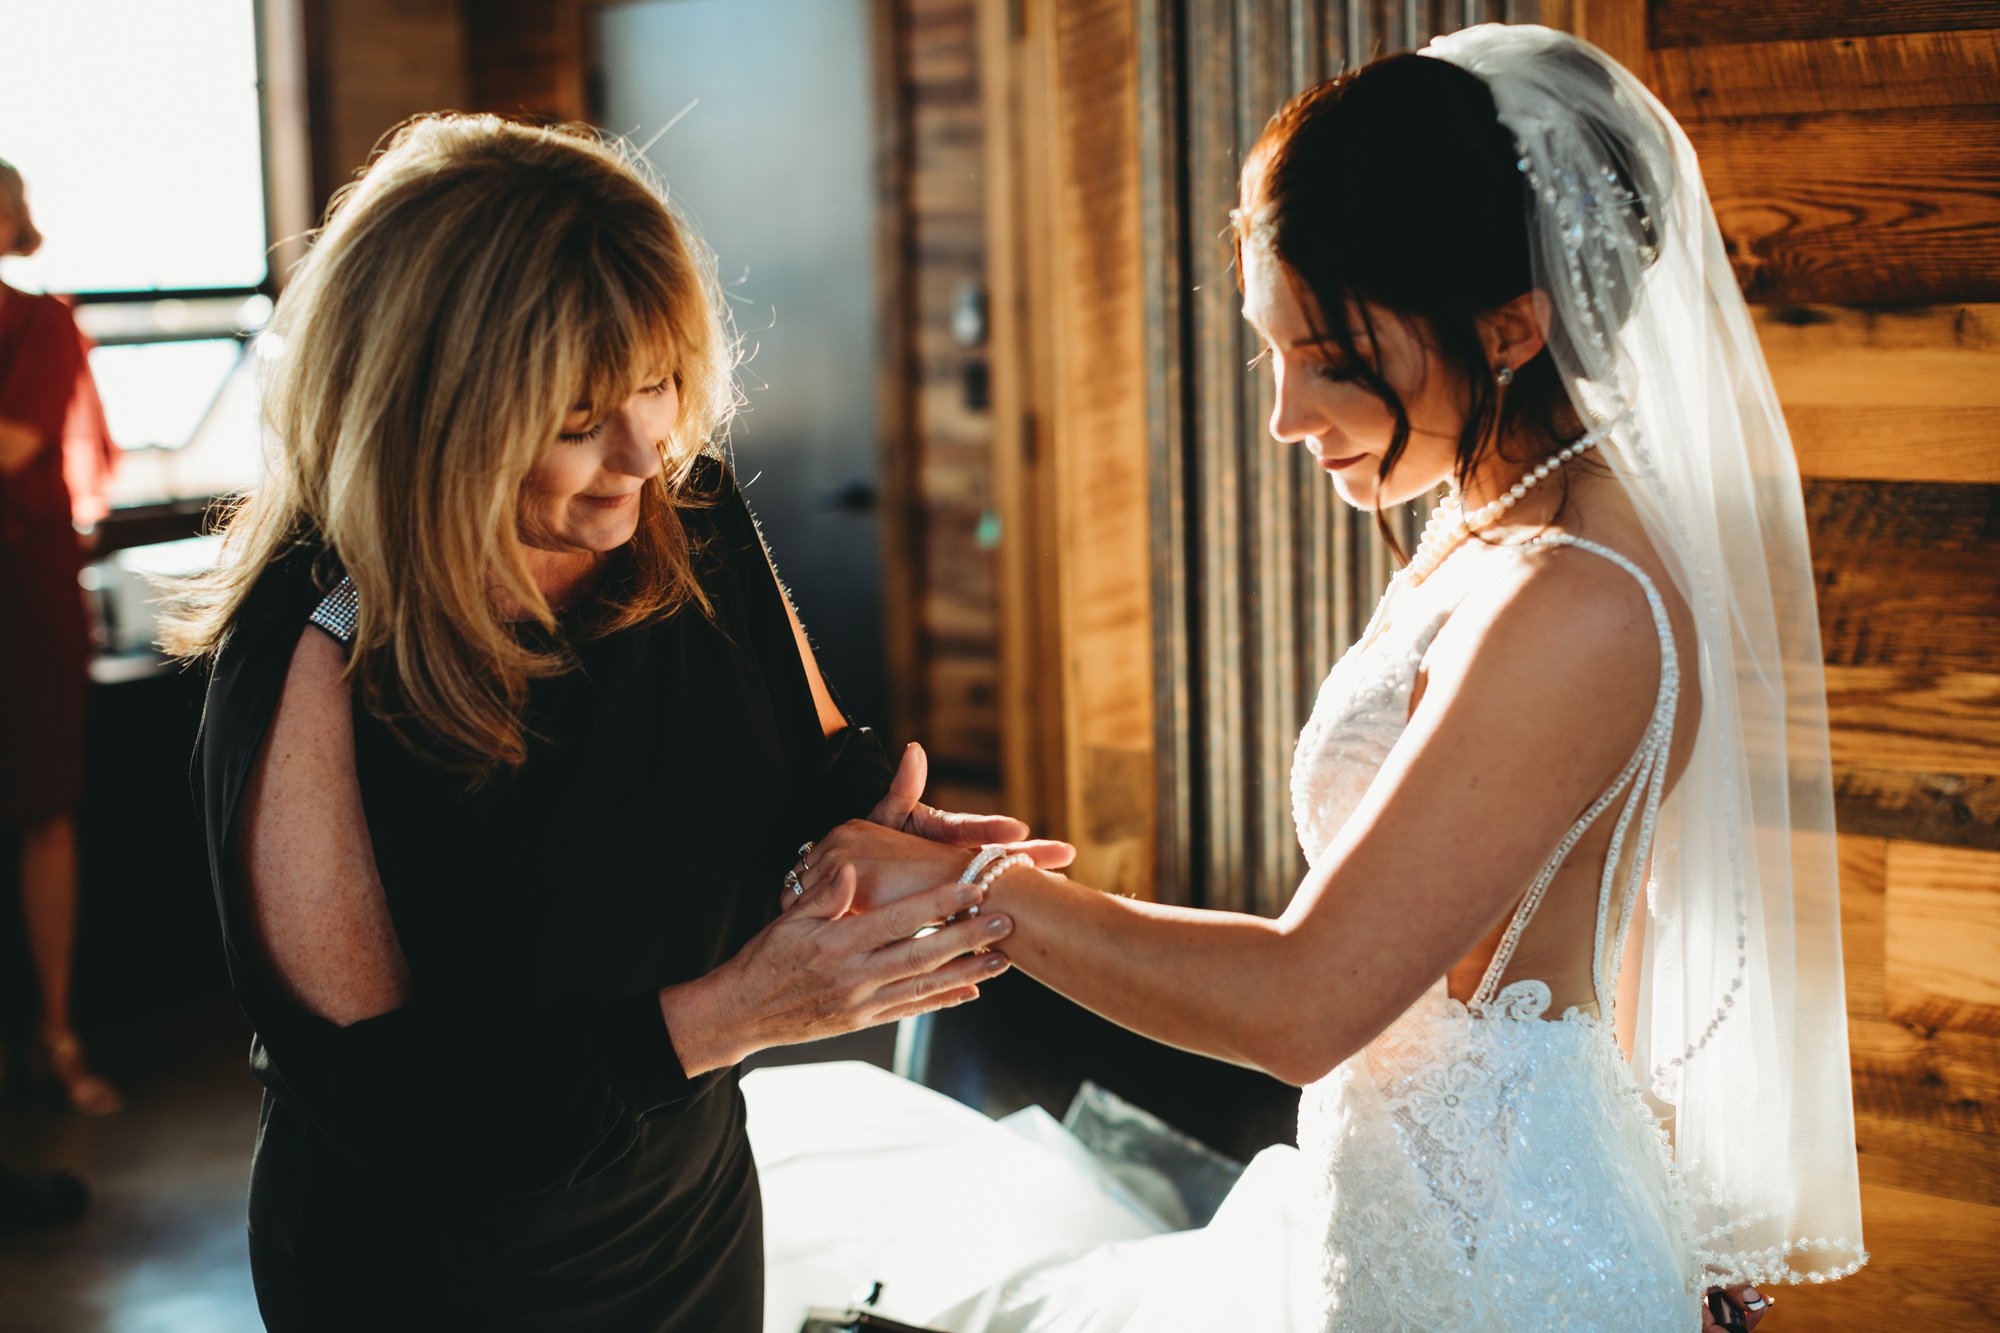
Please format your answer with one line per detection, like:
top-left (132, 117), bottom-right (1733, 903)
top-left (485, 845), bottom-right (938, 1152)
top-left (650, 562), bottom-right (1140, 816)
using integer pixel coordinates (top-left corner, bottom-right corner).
top-left (1267, 361), bottom-right (1318, 445)
top-left (602, 408), bottom-right (665, 482)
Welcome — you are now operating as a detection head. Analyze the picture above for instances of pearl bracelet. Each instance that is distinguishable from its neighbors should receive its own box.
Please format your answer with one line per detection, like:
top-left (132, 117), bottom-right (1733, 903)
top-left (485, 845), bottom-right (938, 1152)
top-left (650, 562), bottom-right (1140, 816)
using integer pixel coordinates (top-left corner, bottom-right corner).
top-left (971, 851), bottom-right (1032, 896)
top-left (959, 844), bottom-right (1012, 885)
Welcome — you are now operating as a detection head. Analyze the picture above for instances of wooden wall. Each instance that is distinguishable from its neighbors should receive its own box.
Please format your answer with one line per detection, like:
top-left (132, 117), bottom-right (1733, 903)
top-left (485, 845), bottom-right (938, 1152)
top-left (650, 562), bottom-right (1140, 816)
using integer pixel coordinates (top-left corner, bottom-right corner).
top-left (298, 0), bottom-right (469, 215)
top-left (886, 0), bottom-right (1006, 810)
top-left (980, 0), bottom-right (1159, 890)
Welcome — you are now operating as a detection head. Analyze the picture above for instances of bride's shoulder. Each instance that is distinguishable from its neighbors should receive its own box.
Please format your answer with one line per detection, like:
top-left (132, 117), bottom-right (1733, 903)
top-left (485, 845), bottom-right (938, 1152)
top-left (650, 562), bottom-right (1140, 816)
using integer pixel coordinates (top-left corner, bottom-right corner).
top-left (1418, 533), bottom-right (1669, 726)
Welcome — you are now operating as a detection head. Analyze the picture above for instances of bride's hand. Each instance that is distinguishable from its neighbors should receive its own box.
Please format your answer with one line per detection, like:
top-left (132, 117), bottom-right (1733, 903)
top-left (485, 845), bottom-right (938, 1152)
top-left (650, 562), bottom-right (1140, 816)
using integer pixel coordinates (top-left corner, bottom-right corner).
top-left (866, 742), bottom-right (1077, 864)
top-left (780, 817), bottom-right (1065, 916)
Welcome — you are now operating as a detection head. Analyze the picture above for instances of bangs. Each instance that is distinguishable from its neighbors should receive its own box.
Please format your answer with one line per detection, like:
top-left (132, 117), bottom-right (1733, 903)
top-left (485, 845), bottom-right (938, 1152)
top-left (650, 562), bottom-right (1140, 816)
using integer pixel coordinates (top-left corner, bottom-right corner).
top-left (555, 213), bottom-right (695, 421)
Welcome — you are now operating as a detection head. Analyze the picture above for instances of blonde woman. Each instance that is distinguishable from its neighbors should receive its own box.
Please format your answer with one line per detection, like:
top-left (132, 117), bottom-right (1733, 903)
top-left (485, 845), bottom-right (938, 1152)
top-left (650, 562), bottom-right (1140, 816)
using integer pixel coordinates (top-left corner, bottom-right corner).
top-left (168, 116), bottom-right (1055, 1330)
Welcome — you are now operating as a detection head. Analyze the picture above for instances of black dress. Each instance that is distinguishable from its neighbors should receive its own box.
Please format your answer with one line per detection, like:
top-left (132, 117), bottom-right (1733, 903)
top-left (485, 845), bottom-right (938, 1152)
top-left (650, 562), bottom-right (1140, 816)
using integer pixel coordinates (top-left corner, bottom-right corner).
top-left (194, 460), bottom-right (893, 1330)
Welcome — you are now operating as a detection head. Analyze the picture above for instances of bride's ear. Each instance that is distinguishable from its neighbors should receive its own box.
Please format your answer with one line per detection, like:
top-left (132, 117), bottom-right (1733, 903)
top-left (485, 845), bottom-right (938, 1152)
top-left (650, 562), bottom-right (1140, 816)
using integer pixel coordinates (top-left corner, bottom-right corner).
top-left (1477, 290), bottom-right (1550, 376)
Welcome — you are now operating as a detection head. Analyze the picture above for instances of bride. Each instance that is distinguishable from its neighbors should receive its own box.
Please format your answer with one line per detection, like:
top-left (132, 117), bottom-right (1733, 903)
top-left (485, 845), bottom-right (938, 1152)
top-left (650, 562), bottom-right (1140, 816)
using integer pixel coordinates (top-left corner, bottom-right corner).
top-left (796, 23), bottom-right (1865, 1331)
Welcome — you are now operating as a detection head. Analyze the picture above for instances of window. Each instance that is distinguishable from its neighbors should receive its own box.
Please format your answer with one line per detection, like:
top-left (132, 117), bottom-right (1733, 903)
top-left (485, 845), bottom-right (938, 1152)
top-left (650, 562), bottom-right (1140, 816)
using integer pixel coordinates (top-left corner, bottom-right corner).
top-left (0, 0), bottom-right (274, 510)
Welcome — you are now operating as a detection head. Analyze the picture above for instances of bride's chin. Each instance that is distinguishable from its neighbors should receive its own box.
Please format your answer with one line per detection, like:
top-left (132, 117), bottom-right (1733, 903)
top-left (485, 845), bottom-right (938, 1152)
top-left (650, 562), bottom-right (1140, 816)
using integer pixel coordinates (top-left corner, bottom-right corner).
top-left (1330, 475), bottom-right (1388, 512)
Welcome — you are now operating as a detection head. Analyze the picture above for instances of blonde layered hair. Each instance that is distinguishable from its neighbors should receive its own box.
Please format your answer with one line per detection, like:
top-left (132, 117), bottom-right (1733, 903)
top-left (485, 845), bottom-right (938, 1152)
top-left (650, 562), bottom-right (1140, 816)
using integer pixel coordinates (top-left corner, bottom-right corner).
top-left (164, 115), bottom-right (737, 776)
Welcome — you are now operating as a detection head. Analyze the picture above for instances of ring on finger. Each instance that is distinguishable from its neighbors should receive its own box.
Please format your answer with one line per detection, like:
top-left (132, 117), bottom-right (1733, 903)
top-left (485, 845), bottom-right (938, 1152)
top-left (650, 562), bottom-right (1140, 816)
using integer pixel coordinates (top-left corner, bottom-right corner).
top-left (795, 840), bottom-right (815, 870)
top-left (783, 868), bottom-right (803, 896)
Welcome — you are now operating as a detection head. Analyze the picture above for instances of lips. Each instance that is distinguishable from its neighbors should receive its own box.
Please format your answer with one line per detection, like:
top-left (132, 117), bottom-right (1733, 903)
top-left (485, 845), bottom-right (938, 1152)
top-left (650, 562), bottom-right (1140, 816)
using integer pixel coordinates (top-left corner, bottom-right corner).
top-left (578, 491), bottom-right (640, 509)
top-left (1316, 453), bottom-right (1368, 471)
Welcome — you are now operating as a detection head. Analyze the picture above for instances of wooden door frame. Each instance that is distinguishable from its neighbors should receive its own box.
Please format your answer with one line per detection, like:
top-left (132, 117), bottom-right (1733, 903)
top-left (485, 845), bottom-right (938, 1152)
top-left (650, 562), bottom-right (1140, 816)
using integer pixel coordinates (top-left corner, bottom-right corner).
top-left (980, 0), bottom-right (1158, 894)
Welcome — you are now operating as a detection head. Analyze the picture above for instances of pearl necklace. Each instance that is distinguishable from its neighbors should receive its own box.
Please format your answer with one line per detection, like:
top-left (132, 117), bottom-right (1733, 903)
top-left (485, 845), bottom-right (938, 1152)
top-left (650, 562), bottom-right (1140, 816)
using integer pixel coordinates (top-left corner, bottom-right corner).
top-left (1402, 428), bottom-right (1607, 586)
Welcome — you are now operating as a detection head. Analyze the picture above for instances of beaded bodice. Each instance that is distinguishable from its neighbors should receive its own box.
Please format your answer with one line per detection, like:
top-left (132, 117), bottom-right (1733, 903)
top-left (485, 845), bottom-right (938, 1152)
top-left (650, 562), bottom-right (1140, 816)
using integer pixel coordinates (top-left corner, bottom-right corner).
top-left (1290, 535), bottom-right (1701, 1330)
top-left (1289, 586), bottom-right (1459, 871)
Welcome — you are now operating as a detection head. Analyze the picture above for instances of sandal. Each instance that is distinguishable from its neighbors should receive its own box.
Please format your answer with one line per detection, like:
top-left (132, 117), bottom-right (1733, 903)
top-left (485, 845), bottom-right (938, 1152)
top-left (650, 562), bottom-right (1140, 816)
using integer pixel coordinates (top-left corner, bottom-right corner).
top-left (38, 1030), bottom-right (124, 1117)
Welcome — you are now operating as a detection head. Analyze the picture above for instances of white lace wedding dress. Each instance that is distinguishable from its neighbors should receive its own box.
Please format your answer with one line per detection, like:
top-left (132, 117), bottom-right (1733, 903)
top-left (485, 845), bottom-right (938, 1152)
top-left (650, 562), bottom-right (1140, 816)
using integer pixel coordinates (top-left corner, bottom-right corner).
top-left (1287, 534), bottom-right (1700, 1329)
top-left (752, 534), bottom-right (1706, 1333)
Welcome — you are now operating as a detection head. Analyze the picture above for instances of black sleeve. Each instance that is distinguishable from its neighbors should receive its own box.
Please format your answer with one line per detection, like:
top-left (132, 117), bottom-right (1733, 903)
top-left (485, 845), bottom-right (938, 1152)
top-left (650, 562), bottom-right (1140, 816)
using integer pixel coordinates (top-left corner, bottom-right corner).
top-left (698, 463), bottom-right (898, 850)
top-left (195, 562), bottom-right (717, 1203)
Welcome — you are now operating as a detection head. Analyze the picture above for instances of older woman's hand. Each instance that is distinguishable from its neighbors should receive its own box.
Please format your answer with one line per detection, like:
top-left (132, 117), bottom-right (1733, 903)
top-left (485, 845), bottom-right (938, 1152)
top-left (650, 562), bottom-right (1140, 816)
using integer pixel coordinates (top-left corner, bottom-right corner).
top-left (866, 742), bottom-right (1076, 867)
top-left (662, 865), bottom-right (1013, 1075)
top-left (784, 815), bottom-right (1064, 918)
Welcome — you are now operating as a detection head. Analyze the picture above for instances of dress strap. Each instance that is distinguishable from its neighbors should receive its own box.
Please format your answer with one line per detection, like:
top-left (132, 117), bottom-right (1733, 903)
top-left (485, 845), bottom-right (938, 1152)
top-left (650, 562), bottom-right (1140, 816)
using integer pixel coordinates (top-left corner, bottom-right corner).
top-left (1470, 535), bottom-right (1680, 1019)
top-left (308, 576), bottom-right (359, 647)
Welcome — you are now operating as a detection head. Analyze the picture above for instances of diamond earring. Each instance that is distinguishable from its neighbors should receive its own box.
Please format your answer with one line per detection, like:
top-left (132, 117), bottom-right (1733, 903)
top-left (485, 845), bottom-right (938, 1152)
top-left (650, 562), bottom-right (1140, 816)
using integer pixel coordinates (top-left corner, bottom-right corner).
top-left (1495, 365), bottom-right (1516, 388)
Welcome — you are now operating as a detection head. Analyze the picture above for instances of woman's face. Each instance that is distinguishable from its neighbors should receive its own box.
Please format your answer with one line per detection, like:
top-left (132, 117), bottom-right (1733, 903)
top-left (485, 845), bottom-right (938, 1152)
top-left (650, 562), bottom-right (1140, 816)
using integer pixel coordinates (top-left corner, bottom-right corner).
top-left (1240, 245), bottom-right (1467, 511)
top-left (522, 371), bottom-right (680, 553)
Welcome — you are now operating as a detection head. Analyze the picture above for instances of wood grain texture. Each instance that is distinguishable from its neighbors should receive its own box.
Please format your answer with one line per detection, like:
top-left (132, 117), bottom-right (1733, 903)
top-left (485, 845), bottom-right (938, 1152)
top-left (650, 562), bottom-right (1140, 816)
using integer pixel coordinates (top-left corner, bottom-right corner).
top-left (1805, 479), bottom-right (2000, 678)
top-left (1651, 0), bottom-right (2000, 49)
top-left (1838, 834), bottom-right (1887, 1015)
top-left (1755, 304), bottom-right (2000, 409)
top-left (1652, 28), bottom-right (2000, 119)
top-left (1758, 302), bottom-right (2000, 482)
top-left (1825, 667), bottom-right (2000, 778)
top-left (1836, 768), bottom-right (2000, 853)
top-left (1885, 842), bottom-right (2000, 1033)
top-left (1044, 0), bottom-right (1157, 891)
top-left (1691, 108), bottom-right (2000, 305)
top-left (981, 0), bottom-right (1071, 844)
top-left (304, 0), bottom-right (468, 211)
top-left (896, 0), bottom-right (1003, 777)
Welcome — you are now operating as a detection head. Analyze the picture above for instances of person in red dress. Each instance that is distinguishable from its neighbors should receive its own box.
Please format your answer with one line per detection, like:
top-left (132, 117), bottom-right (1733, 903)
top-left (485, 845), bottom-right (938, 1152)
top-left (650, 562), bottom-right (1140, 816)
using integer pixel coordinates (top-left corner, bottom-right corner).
top-left (0, 157), bottom-right (122, 1115)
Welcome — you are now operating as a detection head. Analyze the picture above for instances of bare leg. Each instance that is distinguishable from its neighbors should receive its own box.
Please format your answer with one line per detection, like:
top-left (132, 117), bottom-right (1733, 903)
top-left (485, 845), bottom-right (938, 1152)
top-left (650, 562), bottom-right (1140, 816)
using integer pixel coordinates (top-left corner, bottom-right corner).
top-left (21, 815), bottom-right (78, 1033)
top-left (20, 814), bottom-right (120, 1115)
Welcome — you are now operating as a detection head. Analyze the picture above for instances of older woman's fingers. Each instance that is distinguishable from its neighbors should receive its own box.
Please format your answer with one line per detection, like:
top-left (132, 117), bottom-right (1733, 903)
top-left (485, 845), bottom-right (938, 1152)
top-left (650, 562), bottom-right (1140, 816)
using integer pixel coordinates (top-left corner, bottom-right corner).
top-left (878, 911), bottom-right (1013, 980)
top-left (851, 879), bottom-right (980, 949)
top-left (873, 984), bottom-right (981, 1026)
top-left (873, 951), bottom-right (1011, 1012)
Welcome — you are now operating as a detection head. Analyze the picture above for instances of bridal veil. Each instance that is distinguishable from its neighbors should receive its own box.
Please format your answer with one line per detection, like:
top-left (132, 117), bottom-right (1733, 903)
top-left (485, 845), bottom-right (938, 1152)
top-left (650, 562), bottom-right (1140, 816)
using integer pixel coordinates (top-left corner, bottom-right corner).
top-left (1422, 23), bottom-right (1866, 1287)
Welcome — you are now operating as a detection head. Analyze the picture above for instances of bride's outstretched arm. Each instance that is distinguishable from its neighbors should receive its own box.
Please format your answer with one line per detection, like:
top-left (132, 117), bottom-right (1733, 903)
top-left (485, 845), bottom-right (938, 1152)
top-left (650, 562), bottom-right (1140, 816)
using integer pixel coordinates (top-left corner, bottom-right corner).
top-left (813, 550), bottom-right (1674, 1086)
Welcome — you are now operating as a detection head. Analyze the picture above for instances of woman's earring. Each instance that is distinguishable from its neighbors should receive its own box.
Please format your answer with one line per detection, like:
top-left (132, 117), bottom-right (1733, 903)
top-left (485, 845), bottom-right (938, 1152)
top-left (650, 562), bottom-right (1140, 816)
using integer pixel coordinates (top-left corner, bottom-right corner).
top-left (1495, 365), bottom-right (1516, 388)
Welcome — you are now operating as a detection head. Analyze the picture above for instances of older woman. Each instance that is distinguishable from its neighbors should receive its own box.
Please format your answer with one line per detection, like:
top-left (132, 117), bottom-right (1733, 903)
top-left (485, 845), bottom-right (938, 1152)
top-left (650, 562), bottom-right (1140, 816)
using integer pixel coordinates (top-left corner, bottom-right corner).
top-left (167, 116), bottom-right (1054, 1330)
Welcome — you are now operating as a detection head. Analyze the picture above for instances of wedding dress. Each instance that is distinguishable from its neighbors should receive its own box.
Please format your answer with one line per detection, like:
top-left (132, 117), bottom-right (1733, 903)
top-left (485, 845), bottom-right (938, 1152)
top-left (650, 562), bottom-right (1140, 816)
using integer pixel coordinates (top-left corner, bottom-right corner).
top-left (1290, 536), bottom-right (1698, 1329)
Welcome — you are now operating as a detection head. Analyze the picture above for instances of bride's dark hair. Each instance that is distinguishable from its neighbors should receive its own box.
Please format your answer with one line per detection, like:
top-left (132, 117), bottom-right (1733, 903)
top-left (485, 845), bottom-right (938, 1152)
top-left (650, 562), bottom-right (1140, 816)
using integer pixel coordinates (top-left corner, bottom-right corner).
top-left (1235, 51), bottom-right (1640, 550)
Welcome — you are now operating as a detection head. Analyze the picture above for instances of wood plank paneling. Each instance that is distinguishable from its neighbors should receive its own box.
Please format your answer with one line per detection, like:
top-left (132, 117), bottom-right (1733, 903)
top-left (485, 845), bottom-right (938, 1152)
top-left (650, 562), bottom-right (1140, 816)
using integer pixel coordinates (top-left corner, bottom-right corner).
top-left (897, 0), bottom-right (1002, 784)
top-left (1835, 769), bottom-right (2000, 853)
top-left (1838, 834), bottom-right (1887, 1014)
top-left (1758, 303), bottom-right (2000, 482)
top-left (1693, 108), bottom-right (2000, 305)
top-left (1825, 667), bottom-right (2000, 778)
top-left (1847, 1013), bottom-right (2000, 1139)
top-left (1652, 29), bottom-right (2000, 119)
top-left (1045, 0), bottom-right (1156, 891)
top-left (1885, 842), bottom-right (2000, 1033)
top-left (1756, 304), bottom-right (2000, 410)
top-left (1806, 479), bottom-right (2000, 677)
top-left (1650, 0), bottom-right (2000, 49)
